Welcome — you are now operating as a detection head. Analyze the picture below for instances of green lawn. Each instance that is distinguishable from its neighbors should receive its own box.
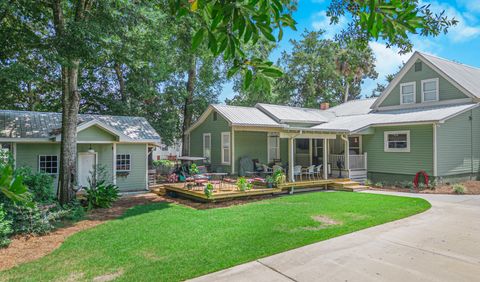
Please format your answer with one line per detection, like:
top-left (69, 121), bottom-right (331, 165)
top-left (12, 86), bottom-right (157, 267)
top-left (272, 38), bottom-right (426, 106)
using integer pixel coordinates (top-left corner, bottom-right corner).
top-left (1, 192), bottom-right (430, 282)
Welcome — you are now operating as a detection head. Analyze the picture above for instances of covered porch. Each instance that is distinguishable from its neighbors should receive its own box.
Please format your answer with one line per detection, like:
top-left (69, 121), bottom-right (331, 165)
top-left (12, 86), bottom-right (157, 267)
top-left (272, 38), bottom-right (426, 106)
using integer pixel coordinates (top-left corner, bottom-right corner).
top-left (280, 131), bottom-right (367, 183)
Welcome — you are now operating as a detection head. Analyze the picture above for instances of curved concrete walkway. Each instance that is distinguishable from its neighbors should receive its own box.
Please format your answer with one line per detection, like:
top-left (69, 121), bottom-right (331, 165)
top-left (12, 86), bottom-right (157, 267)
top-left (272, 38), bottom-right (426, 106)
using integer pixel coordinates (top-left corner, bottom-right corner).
top-left (190, 192), bottom-right (480, 282)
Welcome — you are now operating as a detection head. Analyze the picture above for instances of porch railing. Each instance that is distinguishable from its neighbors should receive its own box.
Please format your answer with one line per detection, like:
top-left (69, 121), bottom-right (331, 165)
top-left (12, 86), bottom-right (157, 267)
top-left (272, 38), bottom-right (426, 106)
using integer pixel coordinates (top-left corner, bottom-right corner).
top-left (328, 153), bottom-right (367, 170)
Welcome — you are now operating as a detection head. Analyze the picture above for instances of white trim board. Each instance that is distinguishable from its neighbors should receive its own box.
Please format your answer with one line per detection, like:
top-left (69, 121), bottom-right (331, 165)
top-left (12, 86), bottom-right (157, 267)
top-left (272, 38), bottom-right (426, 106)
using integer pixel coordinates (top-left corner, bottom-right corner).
top-left (384, 130), bottom-right (411, 153)
top-left (421, 78), bottom-right (439, 103)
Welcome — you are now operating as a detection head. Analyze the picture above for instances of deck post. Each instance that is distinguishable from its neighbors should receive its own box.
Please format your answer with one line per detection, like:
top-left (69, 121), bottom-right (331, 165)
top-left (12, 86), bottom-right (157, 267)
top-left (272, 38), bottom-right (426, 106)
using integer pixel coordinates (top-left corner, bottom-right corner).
top-left (288, 137), bottom-right (294, 182)
top-left (323, 138), bottom-right (328, 180)
top-left (231, 128), bottom-right (235, 175)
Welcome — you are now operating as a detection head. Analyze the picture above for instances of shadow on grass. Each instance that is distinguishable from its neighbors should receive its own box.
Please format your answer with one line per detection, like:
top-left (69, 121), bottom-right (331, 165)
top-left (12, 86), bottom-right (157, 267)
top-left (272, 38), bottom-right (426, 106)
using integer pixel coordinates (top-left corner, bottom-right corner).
top-left (117, 202), bottom-right (174, 219)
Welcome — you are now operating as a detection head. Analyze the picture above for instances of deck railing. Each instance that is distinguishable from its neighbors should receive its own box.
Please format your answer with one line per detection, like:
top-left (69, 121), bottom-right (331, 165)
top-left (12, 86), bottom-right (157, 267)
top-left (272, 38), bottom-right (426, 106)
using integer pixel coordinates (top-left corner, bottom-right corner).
top-left (329, 153), bottom-right (367, 170)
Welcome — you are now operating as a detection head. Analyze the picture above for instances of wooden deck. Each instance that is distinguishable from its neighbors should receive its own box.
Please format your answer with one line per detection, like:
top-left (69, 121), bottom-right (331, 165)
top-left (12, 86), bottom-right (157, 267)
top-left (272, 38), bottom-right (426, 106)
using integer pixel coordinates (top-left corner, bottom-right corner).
top-left (163, 183), bottom-right (282, 202)
top-left (162, 178), bottom-right (365, 202)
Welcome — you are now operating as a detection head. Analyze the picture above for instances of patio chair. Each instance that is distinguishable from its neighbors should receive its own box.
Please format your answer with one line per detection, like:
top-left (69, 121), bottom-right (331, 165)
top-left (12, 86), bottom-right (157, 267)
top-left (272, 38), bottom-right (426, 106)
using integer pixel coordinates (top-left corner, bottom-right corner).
top-left (314, 165), bottom-right (323, 179)
top-left (272, 165), bottom-right (284, 173)
top-left (262, 164), bottom-right (273, 175)
top-left (293, 165), bottom-right (302, 181)
top-left (302, 165), bottom-right (315, 180)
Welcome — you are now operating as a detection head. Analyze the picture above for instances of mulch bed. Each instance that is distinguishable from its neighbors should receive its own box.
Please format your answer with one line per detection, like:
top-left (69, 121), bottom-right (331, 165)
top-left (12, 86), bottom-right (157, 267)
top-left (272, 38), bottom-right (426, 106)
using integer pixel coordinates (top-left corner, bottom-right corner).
top-left (369, 180), bottom-right (480, 195)
top-left (0, 192), bottom-right (277, 271)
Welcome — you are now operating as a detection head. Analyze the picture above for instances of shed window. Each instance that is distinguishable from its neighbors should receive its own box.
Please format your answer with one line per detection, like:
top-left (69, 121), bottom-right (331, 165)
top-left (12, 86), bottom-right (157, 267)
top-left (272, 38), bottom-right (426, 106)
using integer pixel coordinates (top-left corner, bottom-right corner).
top-left (400, 82), bottom-right (416, 104)
top-left (384, 131), bottom-right (410, 152)
top-left (415, 62), bottom-right (422, 72)
top-left (422, 78), bottom-right (439, 102)
top-left (221, 132), bottom-right (231, 164)
top-left (116, 154), bottom-right (131, 171)
top-left (39, 155), bottom-right (58, 174)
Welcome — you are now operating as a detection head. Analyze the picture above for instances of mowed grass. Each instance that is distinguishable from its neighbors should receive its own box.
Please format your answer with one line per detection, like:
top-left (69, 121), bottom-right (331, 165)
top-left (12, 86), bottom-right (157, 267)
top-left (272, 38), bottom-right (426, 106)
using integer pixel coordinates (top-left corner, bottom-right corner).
top-left (1, 192), bottom-right (430, 281)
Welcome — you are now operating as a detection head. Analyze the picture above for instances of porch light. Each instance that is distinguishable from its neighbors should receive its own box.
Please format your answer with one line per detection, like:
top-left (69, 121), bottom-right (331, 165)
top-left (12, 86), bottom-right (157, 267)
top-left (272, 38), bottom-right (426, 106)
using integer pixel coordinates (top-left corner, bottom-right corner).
top-left (88, 144), bottom-right (95, 154)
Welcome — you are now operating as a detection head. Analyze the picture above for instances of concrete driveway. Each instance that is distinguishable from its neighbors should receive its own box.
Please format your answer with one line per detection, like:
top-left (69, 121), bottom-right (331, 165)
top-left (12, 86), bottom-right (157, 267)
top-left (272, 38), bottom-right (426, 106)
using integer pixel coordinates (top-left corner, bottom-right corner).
top-left (190, 192), bottom-right (480, 282)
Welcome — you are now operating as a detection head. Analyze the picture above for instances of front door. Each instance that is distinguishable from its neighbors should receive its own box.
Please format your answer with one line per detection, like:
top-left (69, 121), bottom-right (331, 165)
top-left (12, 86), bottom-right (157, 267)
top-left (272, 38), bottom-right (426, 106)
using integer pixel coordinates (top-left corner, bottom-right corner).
top-left (78, 153), bottom-right (96, 188)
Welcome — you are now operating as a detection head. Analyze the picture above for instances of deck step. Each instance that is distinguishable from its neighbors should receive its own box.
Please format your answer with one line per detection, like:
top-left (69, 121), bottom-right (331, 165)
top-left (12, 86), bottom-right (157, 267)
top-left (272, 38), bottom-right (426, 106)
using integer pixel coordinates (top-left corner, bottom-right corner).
top-left (344, 185), bottom-right (370, 191)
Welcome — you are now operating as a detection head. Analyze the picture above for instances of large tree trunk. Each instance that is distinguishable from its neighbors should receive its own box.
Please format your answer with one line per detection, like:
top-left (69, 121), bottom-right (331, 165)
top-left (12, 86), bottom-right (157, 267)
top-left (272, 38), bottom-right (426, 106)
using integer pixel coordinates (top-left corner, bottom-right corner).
top-left (181, 56), bottom-right (196, 156)
top-left (58, 63), bottom-right (81, 204)
top-left (52, 0), bottom-right (89, 204)
top-left (113, 62), bottom-right (128, 110)
top-left (343, 81), bottom-right (350, 103)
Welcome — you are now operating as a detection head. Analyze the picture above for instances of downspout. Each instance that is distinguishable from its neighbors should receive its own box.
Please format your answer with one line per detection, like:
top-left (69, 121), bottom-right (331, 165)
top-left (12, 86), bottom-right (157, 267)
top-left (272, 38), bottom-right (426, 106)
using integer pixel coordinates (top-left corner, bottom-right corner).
top-left (470, 110), bottom-right (474, 180)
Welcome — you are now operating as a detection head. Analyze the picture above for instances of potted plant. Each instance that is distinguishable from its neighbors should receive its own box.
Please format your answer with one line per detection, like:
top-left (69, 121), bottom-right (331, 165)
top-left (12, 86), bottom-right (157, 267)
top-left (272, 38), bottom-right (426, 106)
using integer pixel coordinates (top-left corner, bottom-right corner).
top-left (236, 177), bottom-right (252, 191)
top-left (190, 163), bottom-right (199, 175)
top-left (204, 183), bottom-right (214, 198)
top-left (265, 176), bottom-right (274, 188)
top-left (272, 170), bottom-right (286, 187)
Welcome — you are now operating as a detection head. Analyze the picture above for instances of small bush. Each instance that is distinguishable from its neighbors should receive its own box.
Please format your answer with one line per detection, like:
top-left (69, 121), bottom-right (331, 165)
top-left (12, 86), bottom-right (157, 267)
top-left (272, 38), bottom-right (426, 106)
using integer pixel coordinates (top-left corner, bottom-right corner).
top-left (453, 184), bottom-right (466, 194)
top-left (364, 179), bottom-right (372, 186)
top-left (16, 168), bottom-right (55, 203)
top-left (7, 204), bottom-right (54, 235)
top-left (85, 181), bottom-right (119, 210)
top-left (0, 205), bottom-right (12, 248)
top-left (374, 182), bottom-right (383, 188)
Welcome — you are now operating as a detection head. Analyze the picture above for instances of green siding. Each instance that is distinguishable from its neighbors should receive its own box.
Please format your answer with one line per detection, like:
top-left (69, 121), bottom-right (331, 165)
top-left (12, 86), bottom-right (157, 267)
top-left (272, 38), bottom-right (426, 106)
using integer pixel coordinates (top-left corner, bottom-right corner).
top-left (363, 125), bottom-right (434, 177)
top-left (77, 125), bottom-right (118, 142)
top-left (234, 131), bottom-right (268, 172)
top-left (115, 144), bottom-right (147, 191)
top-left (379, 59), bottom-right (468, 107)
top-left (280, 138), bottom-right (288, 164)
top-left (190, 111), bottom-right (231, 172)
top-left (15, 142), bottom-right (146, 192)
top-left (436, 108), bottom-right (480, 179)
top-left (77, 144), bottom-right (114, 183)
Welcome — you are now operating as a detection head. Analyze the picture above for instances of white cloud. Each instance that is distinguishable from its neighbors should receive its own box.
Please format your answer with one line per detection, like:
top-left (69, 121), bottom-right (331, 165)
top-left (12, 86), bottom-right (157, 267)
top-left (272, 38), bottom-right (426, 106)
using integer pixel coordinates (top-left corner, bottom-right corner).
top-left (456, 0), bottom-right (480, 14)
top-left (311, 11), bottom-right (348, 39)
top-left (369, 42), bottom-right (413, 80)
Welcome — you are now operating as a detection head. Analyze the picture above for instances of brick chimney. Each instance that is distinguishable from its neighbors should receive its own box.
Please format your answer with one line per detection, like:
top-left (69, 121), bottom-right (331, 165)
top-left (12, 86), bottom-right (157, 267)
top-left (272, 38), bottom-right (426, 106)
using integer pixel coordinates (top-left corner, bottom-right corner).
top-left (320, 102), bottom-right (330, 110)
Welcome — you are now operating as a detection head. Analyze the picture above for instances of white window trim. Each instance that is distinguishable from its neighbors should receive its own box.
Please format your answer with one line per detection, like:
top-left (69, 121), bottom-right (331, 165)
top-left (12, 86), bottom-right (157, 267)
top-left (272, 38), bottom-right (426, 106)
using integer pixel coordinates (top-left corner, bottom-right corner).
top-left (267, 133), bottom-right (280, 163)
top-left (221, 132), bottom-right (231, 165)
top-left (384, 130), bottom-right (411, 152)
top-left (203, 133), bottom-right (211, 162)
top-left (38, 155), bottom-right (59, 174)
top-left (400, 81), bottom-right (416, 105)
top-left (421, 78), bottom-right (439, 103)
top-left (116, 154), bottom-right (131, 172)
top-left (348, 135), bottom-right (362, 155)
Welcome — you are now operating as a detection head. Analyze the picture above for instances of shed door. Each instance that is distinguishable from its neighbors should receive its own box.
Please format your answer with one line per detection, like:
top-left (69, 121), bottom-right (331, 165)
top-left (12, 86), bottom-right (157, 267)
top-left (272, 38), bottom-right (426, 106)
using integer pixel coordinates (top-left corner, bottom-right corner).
top-left (78, 153), bottom-right (96, 188)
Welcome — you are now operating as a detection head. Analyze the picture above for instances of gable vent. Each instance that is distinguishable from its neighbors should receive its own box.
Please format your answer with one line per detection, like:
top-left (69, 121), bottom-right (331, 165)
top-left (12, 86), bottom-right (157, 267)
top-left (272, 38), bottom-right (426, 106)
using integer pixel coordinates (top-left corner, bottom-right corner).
top-left (415, 62), bottom-right (422, 72)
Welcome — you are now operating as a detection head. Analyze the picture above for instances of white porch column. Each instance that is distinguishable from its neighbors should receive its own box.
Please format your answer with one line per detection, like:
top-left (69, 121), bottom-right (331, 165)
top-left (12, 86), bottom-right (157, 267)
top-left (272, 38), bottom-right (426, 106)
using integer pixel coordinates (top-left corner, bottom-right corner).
top-left (343, 135), bottom-right (350, 171)
top-left (288, 137), bottom-right (294, 182)
top-left (323, 138), bottom-right (328, 179)
top-left (112, 143), bottom-right (117, 185)
top-left (231, 128), bottom-right (235, 175)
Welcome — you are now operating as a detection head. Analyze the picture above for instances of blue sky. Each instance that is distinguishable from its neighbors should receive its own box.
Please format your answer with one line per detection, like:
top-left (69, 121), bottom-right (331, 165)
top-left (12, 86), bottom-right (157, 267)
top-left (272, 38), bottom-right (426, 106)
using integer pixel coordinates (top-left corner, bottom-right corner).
top-left (219, 0), bottom-right (480, 102)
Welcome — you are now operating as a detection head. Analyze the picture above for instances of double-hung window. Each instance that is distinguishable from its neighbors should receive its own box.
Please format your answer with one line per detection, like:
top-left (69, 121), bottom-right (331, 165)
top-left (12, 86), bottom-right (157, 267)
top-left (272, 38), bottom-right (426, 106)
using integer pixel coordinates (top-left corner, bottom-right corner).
top-left (400, 82), bottom-right (416, 104)
top-left (203, 133), bottom-right (211, 163)
top-left (116, 154), bottom-right (131, 171)
top-left (421, 78), bottom-right (439, 102)
top-left (39, 155), bottom-right (58, 174)
top-left (384, 131), bottom-right (410, 152)
top-left (221, 132), bottom-right (231, 165)
top-left (267, 133), bottom-right (280, 163)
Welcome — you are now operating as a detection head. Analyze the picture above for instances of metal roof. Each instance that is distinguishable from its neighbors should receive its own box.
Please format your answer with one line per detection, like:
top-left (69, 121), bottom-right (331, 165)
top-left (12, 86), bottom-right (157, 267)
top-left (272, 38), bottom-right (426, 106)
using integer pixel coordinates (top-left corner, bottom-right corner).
top-left (420, 52), bottom-right (480, 99)
top-left (255, 103), bottom-right (333, 124)
top-left (311, 103), bottom-right (479, 132)
top-left (326, 98), bottom-right (376, 117)
top-left (212, 104), bottom-right (283, 127)
top-left (0, 110), bottom-right (160, 141)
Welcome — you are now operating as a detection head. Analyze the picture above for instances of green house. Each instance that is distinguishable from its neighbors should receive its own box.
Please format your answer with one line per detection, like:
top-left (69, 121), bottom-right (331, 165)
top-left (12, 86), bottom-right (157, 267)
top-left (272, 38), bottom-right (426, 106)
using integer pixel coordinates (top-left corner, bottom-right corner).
top-left (186, 52), bottom-right (480, 185)
top-left (0, 111), bottom-right (160, 192)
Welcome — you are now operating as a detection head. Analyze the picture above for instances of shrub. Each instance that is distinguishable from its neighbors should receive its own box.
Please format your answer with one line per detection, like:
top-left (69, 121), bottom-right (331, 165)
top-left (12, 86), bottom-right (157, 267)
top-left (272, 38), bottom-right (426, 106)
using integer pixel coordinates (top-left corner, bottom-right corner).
top-left (364, 179), bottom-right (372, 186)
top-left (7, 204), bottom-right (54, 235)
top-left (0, 205), bottom-right (12, 248)
top-left (453, 184), bottom-right (466, 194)
top-left (402, 181), bottom-right (414, 189)
top-left (16, 168), bottom-right (55, 203)
top-left (153, 160), bottom-right (174, 175)
top-left (374, 182), bottom-right (383, 188)
top-left (272, 170), bottom-right (286, 186)
top-left (85, 181), bottom-right (120, 210)
top-left (204, 183), bottom-right (214, 198)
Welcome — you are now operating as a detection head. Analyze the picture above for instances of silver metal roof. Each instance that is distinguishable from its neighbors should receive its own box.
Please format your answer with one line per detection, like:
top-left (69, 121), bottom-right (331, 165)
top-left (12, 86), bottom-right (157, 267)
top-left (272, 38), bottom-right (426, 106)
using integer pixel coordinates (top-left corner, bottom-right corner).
top-left (311, 103), bottom-right (478, 132)
top-left (212, 104), bottom-right (283, 127)
top-left (255, 103), bottom-right (333, 124)
top-left (420, 52), bottom-right (480, 98)
top-left (326, 98), bottom-right (376, 117)
top-left (0, 110), bottom-right (160, 141)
